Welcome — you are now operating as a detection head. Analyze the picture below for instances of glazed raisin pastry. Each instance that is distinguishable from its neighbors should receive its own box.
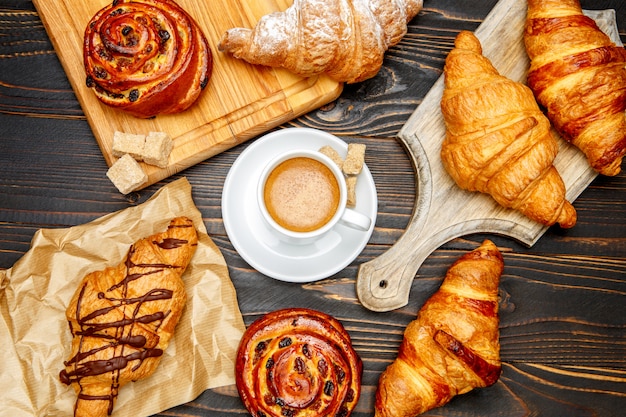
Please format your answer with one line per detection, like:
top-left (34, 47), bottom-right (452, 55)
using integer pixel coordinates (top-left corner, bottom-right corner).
top-left (59, 217), bottom-right (198, 417)
top-left (218, 0), bottom-right (423, 83)
top-left (525, 0), bottom-right (626, 176)
top-left (375, 240), bottom-right (503, 417)
top-left (236, 308), bottom-right (362, 417)
top-left (440, 31), bottom-right (576, 228)
top-left (84, 0), bottom-right (212, 118)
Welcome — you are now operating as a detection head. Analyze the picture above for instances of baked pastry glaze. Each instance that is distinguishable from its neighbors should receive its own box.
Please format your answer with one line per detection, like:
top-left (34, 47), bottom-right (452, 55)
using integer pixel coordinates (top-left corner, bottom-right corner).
top-left (59, 217), bottom-right (198, 416)
top-left (524, 0), bottom-right (626, 176)
top-left (236, 308), bottom-right (362, 417)
top-left (375, 240), bottom-right (503, 417)
top-left (440, 31), bottom-right (576, 228)
top-left (84, 0), bottom-right (212, 118)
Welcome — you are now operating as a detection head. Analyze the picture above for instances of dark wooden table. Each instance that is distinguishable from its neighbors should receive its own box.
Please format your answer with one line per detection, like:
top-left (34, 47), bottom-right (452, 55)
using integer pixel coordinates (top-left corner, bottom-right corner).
top-left (1, 1), bottom-right (625, 416)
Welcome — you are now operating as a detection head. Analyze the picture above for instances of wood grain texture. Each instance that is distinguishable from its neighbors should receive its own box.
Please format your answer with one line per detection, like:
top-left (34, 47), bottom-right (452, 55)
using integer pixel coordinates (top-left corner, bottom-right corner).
top-left (31, 0), bottom-right (342, 190)
top-left (0, 0), bottom-right (625, 416)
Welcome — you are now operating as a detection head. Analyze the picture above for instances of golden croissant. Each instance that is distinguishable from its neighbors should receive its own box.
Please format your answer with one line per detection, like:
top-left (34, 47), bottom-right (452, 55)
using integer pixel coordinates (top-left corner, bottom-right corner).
top-left (375, 240), bottom-right (503, 417)
top-left (524, 0), bottom-right (626, 176)
top-left (440, 31), bottom-right (576, 228)
top-left (59, 217), bottom-right (198, 417)
top-left (217, 0), bottom-right (423, 83)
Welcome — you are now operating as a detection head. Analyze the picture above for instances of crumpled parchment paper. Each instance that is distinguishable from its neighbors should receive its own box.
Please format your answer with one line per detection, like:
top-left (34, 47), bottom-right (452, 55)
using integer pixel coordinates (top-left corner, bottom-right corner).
top-left (0, 177), bottom-right (246, 416)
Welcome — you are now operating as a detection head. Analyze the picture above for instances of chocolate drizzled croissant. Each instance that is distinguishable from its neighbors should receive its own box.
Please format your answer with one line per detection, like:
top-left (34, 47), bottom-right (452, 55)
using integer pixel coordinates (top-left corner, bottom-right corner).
top-left (59, 217), bottom-right (198, 417)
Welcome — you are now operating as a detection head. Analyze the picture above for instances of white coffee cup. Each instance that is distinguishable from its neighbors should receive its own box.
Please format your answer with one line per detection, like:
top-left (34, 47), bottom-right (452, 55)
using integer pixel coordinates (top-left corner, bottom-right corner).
top-left (258, 149), bottom-right (372, 245)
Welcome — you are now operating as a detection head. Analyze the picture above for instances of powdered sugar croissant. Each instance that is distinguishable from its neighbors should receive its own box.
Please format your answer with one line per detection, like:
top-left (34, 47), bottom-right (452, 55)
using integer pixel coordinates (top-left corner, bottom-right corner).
top-left (440, 31), bottom-right (576, 228)
top-left (217, 0), bottom-right (423, 83)
top-left (375, 240), bottom-right (503, 417)
top-left (524, 0), bottom-right (626, 176)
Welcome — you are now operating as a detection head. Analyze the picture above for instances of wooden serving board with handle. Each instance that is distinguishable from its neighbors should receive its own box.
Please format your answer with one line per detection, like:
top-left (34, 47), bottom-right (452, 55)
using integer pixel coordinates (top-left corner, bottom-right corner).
top-left (32, 0), bottom-right (342, 190)
top-left (356, 0), bottom-right (621, 312)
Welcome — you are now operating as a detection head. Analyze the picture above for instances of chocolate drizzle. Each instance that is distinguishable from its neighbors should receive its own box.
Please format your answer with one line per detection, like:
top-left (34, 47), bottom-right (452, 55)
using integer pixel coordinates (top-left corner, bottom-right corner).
top-left (60, 221), bottom-right (194, 416)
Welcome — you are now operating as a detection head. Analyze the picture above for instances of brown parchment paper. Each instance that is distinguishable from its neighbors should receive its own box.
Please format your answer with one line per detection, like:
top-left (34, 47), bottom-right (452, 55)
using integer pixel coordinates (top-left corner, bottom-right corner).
top-left (0, 177), bottom-right (246, 416)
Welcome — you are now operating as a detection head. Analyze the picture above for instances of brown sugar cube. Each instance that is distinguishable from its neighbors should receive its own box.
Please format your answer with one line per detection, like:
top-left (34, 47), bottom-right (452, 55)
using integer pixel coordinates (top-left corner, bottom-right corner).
top-left (346, 175), bottom-right (358, 207)
top-left (143, 131), bottom-right (173, 168)
top-left (106, 154), bottom-right (148, 194)
top-left (342, 143), bottom-right (366, 175)
top-left (319, 145), bottom-right (344, 170)
top-left (111, 131), bottom-right (146, 160)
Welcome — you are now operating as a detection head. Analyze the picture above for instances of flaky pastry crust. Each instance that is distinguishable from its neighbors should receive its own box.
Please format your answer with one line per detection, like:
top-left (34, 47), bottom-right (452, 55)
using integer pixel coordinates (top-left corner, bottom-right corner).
top-left (440, 31), bottom-right (576, 228)
top-left (59, 217), bottom-right (198, 417)
top-left (375, 240), bottom-right (503, 417)
top-left (218, 0), bottom-right (423, 84)
top-left (84, 0), bottom-right (212, 118)
top-left (524, 0), bottom-right (626, 176)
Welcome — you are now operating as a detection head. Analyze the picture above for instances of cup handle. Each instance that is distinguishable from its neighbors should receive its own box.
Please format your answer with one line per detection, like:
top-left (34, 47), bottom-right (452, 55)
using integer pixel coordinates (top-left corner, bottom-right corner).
top-left (339, 208), bottom-right (372, 232)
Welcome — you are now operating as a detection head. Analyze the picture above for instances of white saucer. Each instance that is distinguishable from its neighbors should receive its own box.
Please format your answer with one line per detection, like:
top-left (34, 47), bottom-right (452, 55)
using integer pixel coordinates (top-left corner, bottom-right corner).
top-left (222, 128), bottom-right (378, 283)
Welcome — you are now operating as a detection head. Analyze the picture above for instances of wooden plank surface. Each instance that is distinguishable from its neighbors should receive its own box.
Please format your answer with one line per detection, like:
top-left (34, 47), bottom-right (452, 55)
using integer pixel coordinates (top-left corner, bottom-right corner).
top-left (356, 1), bottom-right (619, 312)
top-left (31, 0), bottom-right (343, 190)
top-left (0, 1), bottom-right (625, 416)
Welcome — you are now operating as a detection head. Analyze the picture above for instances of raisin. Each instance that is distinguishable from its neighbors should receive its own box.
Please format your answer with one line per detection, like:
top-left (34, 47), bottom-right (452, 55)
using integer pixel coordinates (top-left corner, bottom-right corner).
top-left (86, 76), bottom-right (95, 88)
top-left (121, 26), bottom-right (132, 36)
top-left (255, 341), bottom-right (267, 354)
top-left (158, 30), bottom-right (170, 43)
top-left (302, 343), bottom-right (311, 359)
top-left (266, 357), bottom-right (275, 369)
top-left (336, 406), bottom-right (349, 417)
top-left (278, 337), bottom-right (292, 348)
top-left (323, 380), bottom-right (334, 396)
top-left (335, 365), bottom-right (345, 385)
top-left (345, 388), bottom-right (355, 402)
top-left (318, 359), bottom-right (328, 377)
top-left (294, 357), bottom-right (305, 374)
top-left (93, 66), bottom-right (108, 79)
top-left (128, 89), bottom-right (139, 102)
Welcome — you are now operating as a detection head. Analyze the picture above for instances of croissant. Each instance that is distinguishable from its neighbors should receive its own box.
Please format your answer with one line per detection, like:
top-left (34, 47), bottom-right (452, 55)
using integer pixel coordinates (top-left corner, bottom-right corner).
top-left (524, 0), bottom-right (626, 176)
top-left (375, 240), bottom-right (503, 417)
top-left (59, 217), bottom-right (198, 417)
top-left (217, 0), bottom-right (423, 84)
top-left (84, 0), bottom-right (212, 118)
top-left (440, 31), bottom-right (576, 228)
top-left (235, 308), bottom-right (362, 417)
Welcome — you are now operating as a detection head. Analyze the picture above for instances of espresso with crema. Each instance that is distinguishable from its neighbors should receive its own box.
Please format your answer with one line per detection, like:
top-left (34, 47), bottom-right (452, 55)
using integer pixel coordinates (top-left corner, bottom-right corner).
top-left (263, 157), bottom-right (341, 233)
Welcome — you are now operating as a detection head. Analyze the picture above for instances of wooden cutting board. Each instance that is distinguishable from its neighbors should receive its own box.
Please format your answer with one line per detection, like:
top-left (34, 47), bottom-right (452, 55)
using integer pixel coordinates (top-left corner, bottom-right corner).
top-left (356, 0), bottom-right (621, 312)
top-left (32, 0), bottom-right (342, 189)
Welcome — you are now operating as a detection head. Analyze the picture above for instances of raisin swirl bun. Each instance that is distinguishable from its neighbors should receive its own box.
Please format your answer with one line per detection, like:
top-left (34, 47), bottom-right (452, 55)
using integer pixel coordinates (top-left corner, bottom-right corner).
top-left (84, 0), bottom-right (212, 118)
top-left (236, 308), bottom-right (362, 417)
